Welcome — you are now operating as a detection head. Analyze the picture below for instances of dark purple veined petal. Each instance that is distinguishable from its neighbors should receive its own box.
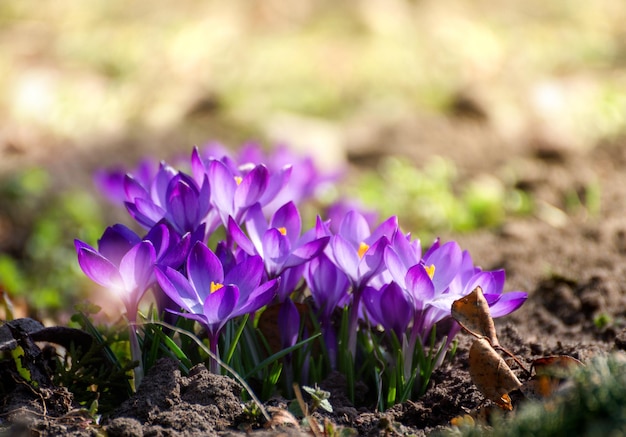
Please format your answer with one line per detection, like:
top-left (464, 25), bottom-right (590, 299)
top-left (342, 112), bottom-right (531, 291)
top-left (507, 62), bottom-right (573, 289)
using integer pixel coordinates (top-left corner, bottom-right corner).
top-left (224, 255), bottom-right (264, 298)
top-left (228, 216), bottom-right (258, 256)
top-left (284, 236), bottom-right (330, 270)
top-left (154, 265), bottom-right (203, 314)
top-left (406, 264), bottom-right (435, 305)
top-left (485, 291), bottom-right (528, 318)
top-left (186, 242), bottom-right (224, 302)
top-left (270, 201), bottom-right (301, 245)
top-left (97, 224), bottom-right (141, 266)
top-left (232, 278), bottom-right (278, 317)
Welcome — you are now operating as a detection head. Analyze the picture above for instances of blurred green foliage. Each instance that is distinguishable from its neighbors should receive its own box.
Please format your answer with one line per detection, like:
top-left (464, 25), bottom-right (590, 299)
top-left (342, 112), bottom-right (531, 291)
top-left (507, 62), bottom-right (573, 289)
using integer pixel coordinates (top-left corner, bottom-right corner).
top-left (0, 168), bottom-right (105, 316)
top-left (349, 156), bottom-right (533, 242)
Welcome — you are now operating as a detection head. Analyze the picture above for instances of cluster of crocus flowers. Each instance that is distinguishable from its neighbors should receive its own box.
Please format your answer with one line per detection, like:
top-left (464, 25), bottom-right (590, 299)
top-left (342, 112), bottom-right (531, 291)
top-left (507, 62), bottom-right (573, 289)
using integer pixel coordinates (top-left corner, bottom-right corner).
top-left (78, 143), bottom-right (527, 402)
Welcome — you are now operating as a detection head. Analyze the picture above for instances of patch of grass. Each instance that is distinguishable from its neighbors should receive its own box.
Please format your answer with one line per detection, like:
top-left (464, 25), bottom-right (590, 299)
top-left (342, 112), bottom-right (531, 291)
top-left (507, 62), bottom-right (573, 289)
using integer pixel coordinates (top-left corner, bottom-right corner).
top-left (0, 169), bottom-right (105, 316)
top-left (348, 156), bottom-right (531, 241)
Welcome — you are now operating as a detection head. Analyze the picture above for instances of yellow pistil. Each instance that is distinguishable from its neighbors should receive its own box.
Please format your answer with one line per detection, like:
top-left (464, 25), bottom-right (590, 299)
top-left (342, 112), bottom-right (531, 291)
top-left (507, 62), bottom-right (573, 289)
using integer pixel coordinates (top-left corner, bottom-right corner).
top-left (277, 227), bottom-right (287, 236)
top-left (234, 176), bottom-right (243, 185)
top-left (210, 281), bottom-right (224, 293)
top-left (357, 242), bottom-right (369, 259)
top-left (425, 264), bottom-right (435, 280)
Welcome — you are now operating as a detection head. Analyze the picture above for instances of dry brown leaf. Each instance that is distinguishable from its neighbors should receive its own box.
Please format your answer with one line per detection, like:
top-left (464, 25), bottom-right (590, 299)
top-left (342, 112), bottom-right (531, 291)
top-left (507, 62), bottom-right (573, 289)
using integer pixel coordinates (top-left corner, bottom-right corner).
top-left (521, 355), bottom-right (583, 400)
top-left (469, 338), bottom-right (522, 410)
top-left (452, 286), bottom-right (499, 347)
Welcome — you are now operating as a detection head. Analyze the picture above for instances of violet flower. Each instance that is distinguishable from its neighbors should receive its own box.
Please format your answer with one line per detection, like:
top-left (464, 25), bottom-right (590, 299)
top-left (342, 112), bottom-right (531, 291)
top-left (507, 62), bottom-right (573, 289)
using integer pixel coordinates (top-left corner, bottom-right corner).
top-left (304, 253), bottom-right (351, 368)
top-left (228, 201), bottom-right (329, 279)
top-left (324, 210), bottom-right (398, 357)
top-left (75, 224), bottom-right (157, 386)
top-left (190, 149), bottom-right (280, 231)
top-left (125, 168), bottom-right (210, 243)
top-left (154, 241), bottom-right (278, 373)
top-left (362, 282), bottom-right (412, 341)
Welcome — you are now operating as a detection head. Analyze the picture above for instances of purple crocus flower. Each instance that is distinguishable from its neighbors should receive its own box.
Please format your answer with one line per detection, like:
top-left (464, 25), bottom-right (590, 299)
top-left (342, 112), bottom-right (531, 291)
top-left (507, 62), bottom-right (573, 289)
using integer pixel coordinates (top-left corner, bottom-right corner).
top-left (75, 225), bottom-right (156, 319)
top-left (124, 167), bottom-right (210, 243)
top-left (326, 211), bottom-right (398, 290)
top-left (155, 241), bottom-right (278, 372)
top-left (320, 210), bottom-right (398, 358)
top-left (304, 253), bottom-right (351, 368)
top-left (191, 150), bottom-right (274, 230)
top-left (196, 142), bottom-right (335, 216)
top-left (362, 282), bottom-right (412, 341)
top-left (75, 224), bottom-right (158, 385)
top-left (228, 202), bottom-right (329, 279)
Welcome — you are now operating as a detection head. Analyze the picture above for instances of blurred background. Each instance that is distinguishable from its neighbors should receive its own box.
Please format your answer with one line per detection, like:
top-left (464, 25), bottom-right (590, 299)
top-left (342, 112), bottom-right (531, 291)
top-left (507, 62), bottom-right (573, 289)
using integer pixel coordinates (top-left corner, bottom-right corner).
top-left (0, 0), bottom-right (625, 318)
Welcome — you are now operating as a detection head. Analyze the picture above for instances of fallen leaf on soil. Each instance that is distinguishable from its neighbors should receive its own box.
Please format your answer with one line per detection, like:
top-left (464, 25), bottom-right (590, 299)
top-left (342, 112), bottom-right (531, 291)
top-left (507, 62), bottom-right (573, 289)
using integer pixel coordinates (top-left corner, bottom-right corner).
top-left (452, 286), bottom-right (499, 347)
top-left (521, 355), bottom-right (584, 400)
top-left (265, 407), bottom-right (301, 429)
top-left (469, 338), bottom-right (522, 411)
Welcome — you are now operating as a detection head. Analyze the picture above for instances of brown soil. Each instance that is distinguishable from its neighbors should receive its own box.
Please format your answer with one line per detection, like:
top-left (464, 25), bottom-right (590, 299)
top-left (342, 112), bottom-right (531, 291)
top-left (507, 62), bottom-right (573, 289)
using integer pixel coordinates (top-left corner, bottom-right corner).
top-left (2, 113), bottom-right (626, 436)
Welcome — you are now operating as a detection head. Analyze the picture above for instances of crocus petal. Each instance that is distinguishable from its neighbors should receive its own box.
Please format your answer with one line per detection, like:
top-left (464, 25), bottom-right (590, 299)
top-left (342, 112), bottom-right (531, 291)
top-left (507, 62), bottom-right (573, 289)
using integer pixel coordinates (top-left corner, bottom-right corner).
top-left (232, 278), bottom-right (278, 317)
top-left (123, 174), bottom-right (149, 203)
top-left (228, 216), bottom-right (258, 256)
top-left (98, 224), bottom-right (141, 266)
top-left (486, 291), bottom-right (528, 318)
top-left (167, 176), bottom-right (199, 233)
top-left (270, 202), bottom-right (301, 245)
top-left (381, 282), bottom-right (412, 338)
top-left (119, 241), bottom-right (156, 296)
top-left (190, 147), bottom-right (207, 185)
top-left (203, 284), bottom-right (239, 328)
top-left (366, 216), bottom-right (398, 245)
top-left (338, 210), bottom-right (371, 247)
top-left (406, 264), bottom-right (435, 305)
top-left (259, 164), bottom-right (292, 206)
top-left (262, 229), bottom-right (290, 275)
top-left (128, 198), bottom-right (166, 229)
top-left (331, 235), bottom-right (360, 284)
top-left (154, 265), bottom-right (203, 314)
top-left (75, 241), bottom-right (123, 289)
top-left (151, 163), bottom-right (177, 208)
top-left (94, 169), bottom-right (126, 204)
top-left (234, 164), bottom-right (269, 211)
top-left (465, 272), bottom-right (498, 296)
top-left (224, 255), bottom-right (264, 298)
top-left (384, 246), bottom-right (408, 288)
top-left (209, 160), bottom-right (236, 218)
top-left (187, 242), bottom-right (224, 301)
top-left (284, 237), bottom-right (330, 270)
top-left (362, 285), bottom-right (381, 319)
top-left (241, 203), bottom-right (266, 254)
top-left (424, 241), bottom-right (462, 292)
top-left (358, 236), bottom-right (390, 286)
